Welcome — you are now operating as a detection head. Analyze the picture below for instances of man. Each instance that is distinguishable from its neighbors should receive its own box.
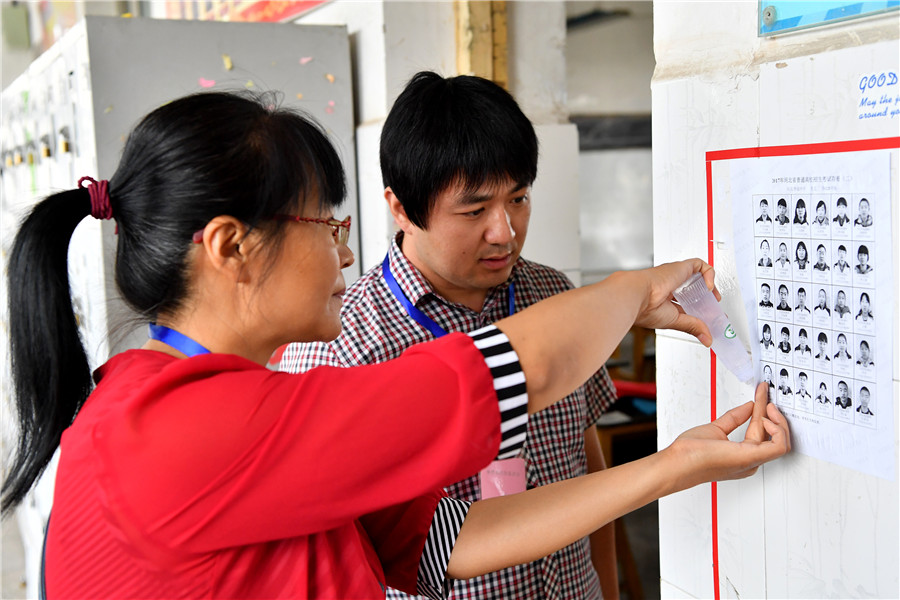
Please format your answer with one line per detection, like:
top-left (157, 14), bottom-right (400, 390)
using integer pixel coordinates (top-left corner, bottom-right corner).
top-left (759, 283), bottom-right (773, 308)
top-left (282, 72), bottom-right (617, 600)
top-left (795, 372), bottom-right (812, 401)
top-left (855, 197), bottom-right (873, 227)
top-left (756, 199), bottom-right (772, 222)
top-left (833, 244), bottom-right (850, 273)
top-left (775, 242), bottom-right (791, 268)
top-left (835, 381), bottom-right (852, 410)
top-left (815, 332), bottom-right (830, 362)
top-left (794, 287), bottom-right (810, 315)
top-left (775, 198), bottom-right (790, 225)
top-left (833, 196), bottom-right (850, 226)
top-left (794, 328), bottom-right (812, 358)
top-left (777, 369), bottom-right (793, 404)
top-left (857, 387), bottom-right (874, 415)
top-left (835, 290), bottom-right (851, 317)
top-left (777, 327), bottom-right (792, 355)
top-left (776, 284), bottom-right (792, 314)
top-left (813, 245), bottom-right (830, 271)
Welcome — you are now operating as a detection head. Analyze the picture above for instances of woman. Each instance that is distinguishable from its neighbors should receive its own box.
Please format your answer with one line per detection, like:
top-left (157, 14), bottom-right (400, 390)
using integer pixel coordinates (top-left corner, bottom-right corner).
top-left (814, 288), bottom-right (831, 316)
top-left (793, 198), bottom-right (808, 224)
top-left (795, 241), bottom-right (809, 270)
top-left (760, 323), bottom-right (774, 349)
top-left (763, 364), bottom-right (775, 389)
top-left (812, 200), bottom-right (828, 226)
top-left (834, 333), bottom-right (852, 362)
top-left (2, 92), bottom-right (789, 599)
top-left (758, 239), bottom-right (772, 267)
top-left (855, 292), bottom-right (874, 323)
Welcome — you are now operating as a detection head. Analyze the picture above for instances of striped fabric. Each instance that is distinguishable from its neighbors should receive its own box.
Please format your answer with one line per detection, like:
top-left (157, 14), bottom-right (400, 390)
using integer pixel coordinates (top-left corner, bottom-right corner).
top-left (416, 497), bottom-right (472, 599)
top-left (468, 326), bottom-right (528, 458)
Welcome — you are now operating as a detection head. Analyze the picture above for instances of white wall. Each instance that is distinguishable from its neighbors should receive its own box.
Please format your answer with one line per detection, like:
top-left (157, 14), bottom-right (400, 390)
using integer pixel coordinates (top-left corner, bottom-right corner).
top-left (564, 1), bottom-right (655, 282)
top-left (579, 148), bottom-right (654, 277)
top-left (652, 2), bottom-right (899, 598)
top-left (566, 1), bottom-right (654, 115)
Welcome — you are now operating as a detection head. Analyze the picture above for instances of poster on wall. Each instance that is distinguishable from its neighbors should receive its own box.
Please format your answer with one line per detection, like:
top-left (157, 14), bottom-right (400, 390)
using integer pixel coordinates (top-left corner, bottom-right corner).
top-left (712, 140), bottom-right (896, 481)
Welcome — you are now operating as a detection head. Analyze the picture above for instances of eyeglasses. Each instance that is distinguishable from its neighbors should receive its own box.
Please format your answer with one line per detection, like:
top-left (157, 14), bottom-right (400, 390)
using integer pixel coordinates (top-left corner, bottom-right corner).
top-left (191, 215), bottom-right (351, 245)
top-left (271, 214), bottom-right (352, 245)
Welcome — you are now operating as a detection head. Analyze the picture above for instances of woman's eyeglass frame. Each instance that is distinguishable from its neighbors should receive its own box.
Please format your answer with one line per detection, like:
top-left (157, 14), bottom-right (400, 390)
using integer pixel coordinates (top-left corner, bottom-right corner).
top-left (192, 215), bottom-right (351, 245)
top-left (270, 214), bottom-right (352, 245)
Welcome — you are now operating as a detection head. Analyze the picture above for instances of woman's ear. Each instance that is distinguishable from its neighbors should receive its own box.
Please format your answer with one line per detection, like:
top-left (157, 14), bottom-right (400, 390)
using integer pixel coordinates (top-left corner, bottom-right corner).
top-left (196, 216), bottom-right (255, 281)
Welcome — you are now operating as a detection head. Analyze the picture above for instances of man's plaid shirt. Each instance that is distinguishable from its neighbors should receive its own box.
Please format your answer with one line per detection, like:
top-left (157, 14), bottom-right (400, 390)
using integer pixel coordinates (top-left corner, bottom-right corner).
top-left (281, 234), bottom-right (616, 600)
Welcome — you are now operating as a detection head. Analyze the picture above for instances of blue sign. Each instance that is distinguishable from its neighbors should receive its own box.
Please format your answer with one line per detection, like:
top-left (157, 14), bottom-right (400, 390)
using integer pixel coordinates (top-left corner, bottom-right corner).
top-left (760, 1), bottom-right (899, 35)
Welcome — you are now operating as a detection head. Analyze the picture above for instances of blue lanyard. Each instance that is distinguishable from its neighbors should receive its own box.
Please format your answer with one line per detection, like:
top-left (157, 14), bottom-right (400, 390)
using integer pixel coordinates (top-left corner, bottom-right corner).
top-left (382, 254), bottom-right (515, 339)
top-left (148, 323), bottom-right (211, 357)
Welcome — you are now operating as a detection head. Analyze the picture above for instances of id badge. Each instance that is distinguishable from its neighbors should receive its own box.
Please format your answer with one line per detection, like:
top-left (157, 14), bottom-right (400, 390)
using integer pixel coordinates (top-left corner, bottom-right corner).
top-left (478, 458), bottom-right (527, 499)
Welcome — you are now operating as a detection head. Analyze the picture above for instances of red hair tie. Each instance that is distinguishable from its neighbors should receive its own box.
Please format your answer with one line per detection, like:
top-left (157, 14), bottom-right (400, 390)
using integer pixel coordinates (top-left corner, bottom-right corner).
top-left (77, 176), bottom-right (113, 220)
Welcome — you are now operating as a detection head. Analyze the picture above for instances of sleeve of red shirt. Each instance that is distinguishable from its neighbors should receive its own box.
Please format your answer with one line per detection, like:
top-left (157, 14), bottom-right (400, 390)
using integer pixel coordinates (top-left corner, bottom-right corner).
top-left (357, 491), bottom-right (445, 594)
top-left (98, 332), bottom-right (501, 553)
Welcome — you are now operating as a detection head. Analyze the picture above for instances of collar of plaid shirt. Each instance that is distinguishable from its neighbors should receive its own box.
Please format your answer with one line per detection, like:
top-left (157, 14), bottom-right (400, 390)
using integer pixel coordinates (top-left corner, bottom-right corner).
top-left (386, 232), bottom-right (517, 320)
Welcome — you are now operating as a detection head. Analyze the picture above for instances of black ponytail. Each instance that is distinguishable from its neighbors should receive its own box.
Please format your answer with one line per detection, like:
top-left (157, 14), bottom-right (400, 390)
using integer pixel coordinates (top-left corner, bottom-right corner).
top-left (2, 90), bottom-right (347, 514)
top-left (2, 189), bottom-right (95, 513)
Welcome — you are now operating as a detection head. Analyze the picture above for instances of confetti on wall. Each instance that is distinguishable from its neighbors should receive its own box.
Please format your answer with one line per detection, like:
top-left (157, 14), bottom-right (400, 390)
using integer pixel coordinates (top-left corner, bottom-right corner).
top-left (222, 54), bottom-right (233, 70)
top-left (300, 56), bottom-right (313, 65)
top-left (198, 78), bottom-right (216, 88)
top-left (326, 73), bottom-right (335, 83)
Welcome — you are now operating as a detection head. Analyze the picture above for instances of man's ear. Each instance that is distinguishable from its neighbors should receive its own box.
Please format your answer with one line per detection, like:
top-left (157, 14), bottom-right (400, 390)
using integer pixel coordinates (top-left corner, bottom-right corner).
top-left (196, 215), bottom-right (255, 282)
top-left (385, 187), bottom-right (416, 234)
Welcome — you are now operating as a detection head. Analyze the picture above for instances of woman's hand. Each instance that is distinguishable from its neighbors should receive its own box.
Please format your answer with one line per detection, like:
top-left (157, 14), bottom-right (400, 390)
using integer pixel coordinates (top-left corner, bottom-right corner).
top-left (634, 259), bottom-right (719, 347)
top-left (666, 383), bottom-right (791, 491)
top-left (448, 383), bottom-right (791, 580)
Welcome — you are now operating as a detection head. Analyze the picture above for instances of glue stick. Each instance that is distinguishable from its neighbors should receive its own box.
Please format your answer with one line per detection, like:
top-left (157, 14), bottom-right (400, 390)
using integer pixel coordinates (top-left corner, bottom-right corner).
top-left (673, 273), bottom-right (755, 384)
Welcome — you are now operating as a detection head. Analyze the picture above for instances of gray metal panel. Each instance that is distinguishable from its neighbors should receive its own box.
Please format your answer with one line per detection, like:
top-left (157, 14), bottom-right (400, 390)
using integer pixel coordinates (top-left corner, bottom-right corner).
top-left (83, 16), bottom-right (359, 297)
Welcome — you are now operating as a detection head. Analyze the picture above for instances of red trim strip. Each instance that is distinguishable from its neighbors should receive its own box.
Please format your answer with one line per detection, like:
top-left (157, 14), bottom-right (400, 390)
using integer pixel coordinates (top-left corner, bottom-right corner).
top-left (705, 156), bottom-right (720, 599)
top-left (706, 136), bottom-right (900, 161)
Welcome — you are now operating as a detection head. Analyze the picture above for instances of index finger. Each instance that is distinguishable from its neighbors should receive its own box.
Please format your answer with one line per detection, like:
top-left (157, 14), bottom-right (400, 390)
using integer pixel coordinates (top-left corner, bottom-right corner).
top-left (766, 402), bottom-right (792, 452)
top-left (744, 382), bottom-right (769, 443)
